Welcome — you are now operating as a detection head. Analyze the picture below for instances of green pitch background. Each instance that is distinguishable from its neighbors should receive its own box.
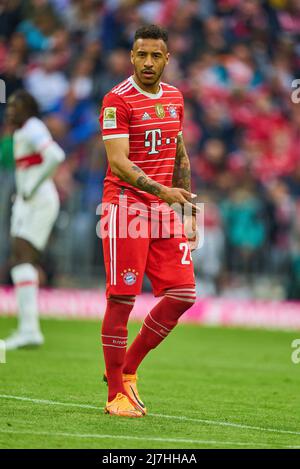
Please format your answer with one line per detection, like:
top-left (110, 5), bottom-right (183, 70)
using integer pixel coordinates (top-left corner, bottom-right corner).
top-left (0, 316), bottom-right (300, 449)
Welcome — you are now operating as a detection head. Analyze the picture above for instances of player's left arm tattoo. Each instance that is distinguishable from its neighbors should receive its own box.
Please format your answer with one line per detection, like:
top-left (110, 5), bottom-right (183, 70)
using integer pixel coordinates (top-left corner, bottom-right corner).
top-left (172, 134), bottom-right (191, 193)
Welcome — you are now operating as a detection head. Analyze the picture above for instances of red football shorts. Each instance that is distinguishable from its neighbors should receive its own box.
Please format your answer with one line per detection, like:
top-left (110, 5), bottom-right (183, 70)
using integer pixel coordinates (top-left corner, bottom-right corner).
top-left (100, 202), bottom-right (195, 298)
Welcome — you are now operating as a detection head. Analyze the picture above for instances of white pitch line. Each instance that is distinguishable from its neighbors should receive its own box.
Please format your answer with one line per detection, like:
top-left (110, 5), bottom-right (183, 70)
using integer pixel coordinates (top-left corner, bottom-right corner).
top-left (0, 394), bottom-right (98, 410)
top-left (150, 412), bottom-right (300, 437)
top-left (1, 394), bottom-right (300, 439)
top-left (0, 428), bottom-right (288, 448)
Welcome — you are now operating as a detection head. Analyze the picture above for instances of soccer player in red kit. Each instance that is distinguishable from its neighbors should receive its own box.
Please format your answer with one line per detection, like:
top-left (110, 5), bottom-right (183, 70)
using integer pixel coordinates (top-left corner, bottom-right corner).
top-left (99, 25), bottom-right (198, 417)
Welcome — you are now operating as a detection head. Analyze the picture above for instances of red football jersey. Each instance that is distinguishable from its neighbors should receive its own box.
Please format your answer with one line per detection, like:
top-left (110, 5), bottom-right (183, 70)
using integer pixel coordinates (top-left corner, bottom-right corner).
top-left (99, 76), bottom-right (184, 212)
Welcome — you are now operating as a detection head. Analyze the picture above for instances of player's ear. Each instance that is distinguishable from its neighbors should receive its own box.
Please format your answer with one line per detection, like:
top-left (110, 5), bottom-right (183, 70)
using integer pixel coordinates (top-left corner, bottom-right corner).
top-left (165, 52), bottom-right (170, 65)
top-left (130, 50), bottom-right (134, 65)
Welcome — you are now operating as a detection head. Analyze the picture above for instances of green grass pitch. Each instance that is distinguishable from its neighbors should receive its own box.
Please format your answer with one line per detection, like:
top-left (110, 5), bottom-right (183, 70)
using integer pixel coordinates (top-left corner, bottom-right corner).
top-left (0, 316), bottom-right (300, 449)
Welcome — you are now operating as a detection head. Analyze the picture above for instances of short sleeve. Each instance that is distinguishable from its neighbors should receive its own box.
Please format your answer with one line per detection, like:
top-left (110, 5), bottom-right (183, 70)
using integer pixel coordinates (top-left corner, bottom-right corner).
top-left (26, 117), bottom-right (52, 152)
top-left (178, 92), bottom-right (184, 136)
top-left (99, 93), bottom-right (131, 141)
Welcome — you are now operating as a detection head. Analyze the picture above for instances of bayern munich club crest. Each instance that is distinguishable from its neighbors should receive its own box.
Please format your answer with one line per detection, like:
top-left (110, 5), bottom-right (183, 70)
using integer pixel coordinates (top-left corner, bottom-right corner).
top-left (168, 105), bottom-right (178, 118)
top-left (121, 269), bottom-right (139, 285)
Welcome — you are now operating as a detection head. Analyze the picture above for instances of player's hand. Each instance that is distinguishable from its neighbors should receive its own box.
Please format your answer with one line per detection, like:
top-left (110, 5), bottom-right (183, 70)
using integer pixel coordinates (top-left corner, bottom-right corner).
top-left (161, 187), bottom-right (199, 214)
top-left (184, 214), bottom-right (199, 251)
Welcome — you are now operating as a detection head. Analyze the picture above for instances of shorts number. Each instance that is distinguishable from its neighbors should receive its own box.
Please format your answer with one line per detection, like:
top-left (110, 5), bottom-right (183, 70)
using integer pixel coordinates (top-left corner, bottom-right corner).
top-left (179, 242), bottom-right (191, 264)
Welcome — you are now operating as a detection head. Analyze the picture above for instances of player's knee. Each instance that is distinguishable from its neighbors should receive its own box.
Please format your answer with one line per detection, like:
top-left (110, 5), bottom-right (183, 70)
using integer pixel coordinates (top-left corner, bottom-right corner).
top-left (174, 297), bottom-right (196, 314)
top-left (11, 238), bottom-right (39, 267)
top-left (102, 295), bottom-right (136, 339)
top-left (164, 287), bottom-right (196, 313)
top-left (10, 251), bottom-right (27, 268)
top-left (11, 254), bottom-right (34, 268)
top-left (109, 295), bottom-right (136, 308)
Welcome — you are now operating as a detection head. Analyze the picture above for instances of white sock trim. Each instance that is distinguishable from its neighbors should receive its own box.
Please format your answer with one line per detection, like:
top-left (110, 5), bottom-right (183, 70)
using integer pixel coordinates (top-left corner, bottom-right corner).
top-left (11, 263), bottom-right (38, 285)
top-left (102, 344), bottom-right (127, 349)
top-left (148, 312), bottom-right (172, 332)
top-left (165, 295), bottom-right (196, 303)
top-left (143, 320), bottom-right (167, 339)
top-left (101, 334), bottom-right (127, 340)
top-left (112, 299), bottom-right (135, 306)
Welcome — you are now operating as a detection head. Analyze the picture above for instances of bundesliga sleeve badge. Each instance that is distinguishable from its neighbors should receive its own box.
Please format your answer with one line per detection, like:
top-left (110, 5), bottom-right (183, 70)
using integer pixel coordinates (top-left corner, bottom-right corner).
top-left (103, 107), bottom-right (117, 129)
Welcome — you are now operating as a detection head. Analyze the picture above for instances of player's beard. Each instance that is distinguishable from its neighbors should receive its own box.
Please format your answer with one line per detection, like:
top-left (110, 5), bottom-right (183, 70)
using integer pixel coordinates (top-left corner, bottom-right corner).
top-left (136, 67), bottom-right (164, 91)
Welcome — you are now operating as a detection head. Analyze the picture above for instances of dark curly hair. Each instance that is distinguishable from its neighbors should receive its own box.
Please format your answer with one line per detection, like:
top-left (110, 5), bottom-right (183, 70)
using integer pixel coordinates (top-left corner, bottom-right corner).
top-left (134, 24), bottom-right (168, 46)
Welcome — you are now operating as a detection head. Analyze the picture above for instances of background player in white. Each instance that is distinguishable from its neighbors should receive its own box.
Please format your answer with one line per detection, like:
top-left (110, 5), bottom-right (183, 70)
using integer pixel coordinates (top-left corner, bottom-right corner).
top-left (3, 90), bottom-right (65, 350)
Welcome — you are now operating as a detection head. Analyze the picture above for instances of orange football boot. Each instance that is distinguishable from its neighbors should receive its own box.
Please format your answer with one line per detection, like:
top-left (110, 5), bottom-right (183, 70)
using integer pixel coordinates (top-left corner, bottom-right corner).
top-left (122, 373), bottom-right (147, 415)
top-left (104, 393), bottom-right (144, 418)
top-left (103, 372), bottom-right (147, 415)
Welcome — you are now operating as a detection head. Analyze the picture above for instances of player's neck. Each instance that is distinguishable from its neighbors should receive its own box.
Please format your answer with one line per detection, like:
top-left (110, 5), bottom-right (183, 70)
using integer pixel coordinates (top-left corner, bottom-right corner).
top-left (132, 74), bottom-right (161, 95)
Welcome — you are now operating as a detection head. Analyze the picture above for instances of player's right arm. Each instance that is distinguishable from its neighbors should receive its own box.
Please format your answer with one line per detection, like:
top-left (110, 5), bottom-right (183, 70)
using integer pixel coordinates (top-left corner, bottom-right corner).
top-left (104, 136), bottom-right (193, 203)
top-left (100, 93), bottom-right (196, 209)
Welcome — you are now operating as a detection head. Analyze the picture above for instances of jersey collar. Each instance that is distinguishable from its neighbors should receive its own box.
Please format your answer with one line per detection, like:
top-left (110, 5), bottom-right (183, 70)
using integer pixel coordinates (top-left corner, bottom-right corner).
top-left (129, 76), bottom-right (163, 99)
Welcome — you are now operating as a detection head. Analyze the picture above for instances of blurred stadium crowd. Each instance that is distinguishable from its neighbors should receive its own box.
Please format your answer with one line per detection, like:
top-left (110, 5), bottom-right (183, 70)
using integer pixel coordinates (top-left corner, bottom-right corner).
top-left (1, 0), bottom-right (300, 299)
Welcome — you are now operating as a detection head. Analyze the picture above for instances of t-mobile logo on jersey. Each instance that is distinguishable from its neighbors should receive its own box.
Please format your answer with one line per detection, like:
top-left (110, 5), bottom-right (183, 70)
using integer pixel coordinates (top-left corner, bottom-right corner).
top-left (145, 129), bottom-right (162, 154)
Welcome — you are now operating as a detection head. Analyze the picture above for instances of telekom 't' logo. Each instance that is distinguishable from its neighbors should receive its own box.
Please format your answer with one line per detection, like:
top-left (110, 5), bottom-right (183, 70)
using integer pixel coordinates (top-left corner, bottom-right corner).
top-left (145, 129), bottom-right (162, 155)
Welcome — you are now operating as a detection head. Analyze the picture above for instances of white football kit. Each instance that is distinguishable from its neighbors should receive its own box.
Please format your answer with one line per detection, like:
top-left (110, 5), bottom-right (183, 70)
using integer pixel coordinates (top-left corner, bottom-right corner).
top-left (11, 117), bottom-right (65, 251)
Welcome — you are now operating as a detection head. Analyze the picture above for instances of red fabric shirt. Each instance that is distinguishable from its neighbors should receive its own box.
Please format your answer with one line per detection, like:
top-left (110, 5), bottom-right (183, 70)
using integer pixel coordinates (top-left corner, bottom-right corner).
top-left (99, 76), bottom-right (184, 210)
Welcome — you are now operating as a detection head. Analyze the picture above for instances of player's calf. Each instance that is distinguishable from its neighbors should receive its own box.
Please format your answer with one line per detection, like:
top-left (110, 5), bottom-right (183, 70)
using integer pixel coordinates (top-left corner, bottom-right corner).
top-left (101, 295), bottom-right (136, 402)
top-left (123, 286), bottom-right (196, 374)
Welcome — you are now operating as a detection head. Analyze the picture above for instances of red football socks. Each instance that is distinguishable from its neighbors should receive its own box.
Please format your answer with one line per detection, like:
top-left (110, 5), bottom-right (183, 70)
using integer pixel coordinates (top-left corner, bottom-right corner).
top-left (123, 286), bottom-right (196, 374)
top-left (101, 296), bottom-right (135, 401)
